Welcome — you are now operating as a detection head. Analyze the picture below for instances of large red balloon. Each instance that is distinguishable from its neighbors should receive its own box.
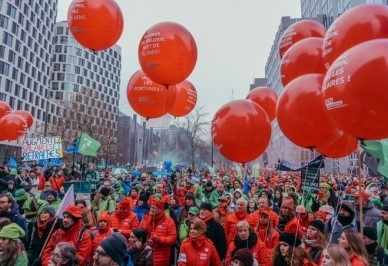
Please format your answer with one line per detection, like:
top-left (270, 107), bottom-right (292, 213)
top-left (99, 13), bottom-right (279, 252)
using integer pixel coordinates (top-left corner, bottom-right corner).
top-left (277, 73), bottom-right (342, 149)
top-left (279, 20), bottom-right (326, 59)
top-left (246, 87), bottom-right (278, 121)
top-left (322, 4), bottom-right (388, 69)
top-left (12, 110), bottom-right (33, 128)
top-left (138, 22), bottom-right (197, 86)
top-left (316, 133), bottom-right (358, 158)
top-left (127, 70), bottom-right (176, 119)
top-left (67, 0), bottom-right (123, 51)
top-left (168, 80), bottom-right (197, 117)
top-left (0, 114), bottom-right (27, 140)
top-left (323, 39), bottom-right (388, 140)
top-left (211, 100), bottom-right (271, 163)
top-left (280, 37), bottom-right (326, 86)
top-left (0, 101), bottom-right (11, 119)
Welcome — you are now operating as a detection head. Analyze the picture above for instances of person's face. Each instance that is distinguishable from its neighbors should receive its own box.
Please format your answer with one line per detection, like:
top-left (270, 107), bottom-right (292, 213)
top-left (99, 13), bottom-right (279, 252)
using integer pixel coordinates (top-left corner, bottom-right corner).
top-left (259, 214), bottom-right (269, 225)
top-left (0, 197), bottom-right (11, 212)
top-left (44, 185), bottom-right (51, 191)
top-left (363, 234), bottom-right (374, 246)
top-left (206, 185), bottom-right (212, 191)
top-left (56, 170), bottom-right (63, 176)
top-left (7, 183), bottom-right (13, 189)
top-left (234, 182), bottom-right (240, 189)
top-left (382, 210), bottom-right (388, 222)
top-left (339, 208), bottom-right (351, 218)
top-left (129, 232), bottom-right (141, 246)
top-left (217, 184), bottom-right (224, 191)
top-left (189, 224), bottom-right (202, 239)
top-left (63, 213), bottom-right (75, 229)
top-left (248, 200), bottom-right (255, 208)
top-left (35, 167), bottom-right (42, 174)
top-left (49, 246), bottom-right (67, 266)
top-left (199, 208), bottom-right (211, 219)
top-left (93, 246), bottom-right (115, 266)
top-left (218, 199), bottom-right (228, 207)
top-left (279, 242), bottom-right (290, 256)
top-left (29, 172), bottom-right (36, 178)
top-left (0, 237), bottom-right (9, 251)
top-left (169, 197), bottom-right (176, 205)
top-left (138, 200), bottom-right (144, 206)
top-left (232, 259), bottom-right (245, 266)
top-left (306, 225), bottom-right (319, 240)
top-left (130, 190), bottom-right (138, 197)
top-left (281, 206), bottom-right (292, 216)
top-left (156, 184), bottom-right (164, 194)
top-left (76, 203), bottom-right (86, 212)
top-left (322, 249), bottom-right (332, 266)
top-left (40, 210), bottom-right (51, 222)
top-left (339, 233), bottom-right (349, 248)
top-left (149, 206), bottom-right (162, 216)
top-left (47, 194), bottom-right (55, 201)
top-left (187, 213), bottom-right (197, 220)
top-left (103, 181), bottom-right (110, 188)
top-left (236, 202), bottom-right (245, 212)
top-left (98, 220), bottom-right (108, 230)
top-left (238, 226), bottom-right (249, 240)
top-left (185, 198), bottom-right (194, 207)
top-left (258, 198), bottom-right (268, 210)
top-left (234, 192), bottom-right (241, 199)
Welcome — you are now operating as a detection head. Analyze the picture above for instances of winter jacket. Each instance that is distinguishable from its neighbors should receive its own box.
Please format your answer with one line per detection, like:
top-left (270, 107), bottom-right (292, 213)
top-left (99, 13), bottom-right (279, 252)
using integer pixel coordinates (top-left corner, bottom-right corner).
top-left (212, 206), bottom-right (233, 226)
top-left (354, 201), bottom-right (381, 227)
top-left (128, 195), bottom-right (139, 210)
top-left (90, 228), bottom-right (112, 265)
top-left (209, 190), bottom-right (227, 208)
top-left (0, 208), bottom-right (28, 247)
top-left (128, 244), bottom-right (153, 266)
top-left (349, 252), bottom-right (367, 266)
top-left (256, 224), bottom-right (280, 250)
top-left (83, 170), bottom-right (99, 190)
top-left (41, 220), bottom-right (92, 266)
top-left (203, 218), bottom-right (227, 260)
top-left (325, 216), bottom-right (358, 244)
top-left (110, 211), bottom-right (139, 238)
top-left (48, 175), bottom-right (65, 192)
top-left (224, 212), bottom-right (254, 243)
top-left (139, 212), bottom-right (177, 266)
top-left (132, 204), bottom-right (149, 223)
top-left (250, 208), bottom-right (279, 228)
top-left (177, 237), bottom-right (221, 266)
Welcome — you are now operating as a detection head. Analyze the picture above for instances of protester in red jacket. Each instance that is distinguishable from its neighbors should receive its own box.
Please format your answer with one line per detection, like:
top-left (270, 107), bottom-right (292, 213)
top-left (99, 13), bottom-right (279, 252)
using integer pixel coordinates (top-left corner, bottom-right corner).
top-left (139, 193), bottom-right (177, 266)
top-left (128, 187), bottom-right (139, 209)
top-left (224, 198), bottom-right (254, 243)
top-left (177, 219), bottom-right (221, 266)
top-left (42, 205), bottom-right (92, 266)
top-left (48, 169), bottom-right (66, 192)
top-left (90, 211), bottom-right (112, 265)
top-left (110, 198), bottom-right (139, 238)
top-left (255, 209), bottom-right (280, 251)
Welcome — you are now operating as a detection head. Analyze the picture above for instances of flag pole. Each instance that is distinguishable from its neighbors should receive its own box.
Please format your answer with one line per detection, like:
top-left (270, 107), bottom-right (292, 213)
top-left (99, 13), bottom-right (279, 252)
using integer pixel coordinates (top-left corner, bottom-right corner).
top-left (358, 149), bottom-right (364, 236)
top-left (39, 216), bottom-right (58, 257)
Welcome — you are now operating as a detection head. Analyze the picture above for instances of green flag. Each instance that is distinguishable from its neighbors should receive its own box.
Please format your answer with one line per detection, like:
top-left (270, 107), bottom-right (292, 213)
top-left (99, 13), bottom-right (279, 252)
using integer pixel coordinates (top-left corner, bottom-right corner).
top-left (77, 132), bottom-right (101, 157)
top-left (361, 139), bottom-right (388, 181)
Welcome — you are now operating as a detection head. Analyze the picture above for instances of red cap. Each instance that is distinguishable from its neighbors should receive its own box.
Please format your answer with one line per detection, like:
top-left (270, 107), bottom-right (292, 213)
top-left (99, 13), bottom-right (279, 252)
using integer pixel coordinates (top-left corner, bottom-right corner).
top-left (63, 205), bottom-right (82, 218)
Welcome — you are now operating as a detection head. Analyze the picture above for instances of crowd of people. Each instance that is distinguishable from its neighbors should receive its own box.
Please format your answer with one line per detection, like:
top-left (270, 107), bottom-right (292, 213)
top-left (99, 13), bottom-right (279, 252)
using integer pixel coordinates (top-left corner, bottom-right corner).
top-left (0, 162), bottom-right (387, 266)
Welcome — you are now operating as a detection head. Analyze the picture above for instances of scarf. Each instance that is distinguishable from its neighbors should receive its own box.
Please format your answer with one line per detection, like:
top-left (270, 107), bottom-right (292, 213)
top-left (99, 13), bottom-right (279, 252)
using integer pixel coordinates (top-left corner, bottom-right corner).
top-left (37, 217), bottom-right (55, 238)
top-left (274, 255), bottom-right (287, 266)
top-left (190, 234), bottom-right (206, 250)
top-left (218, 206), bottom-right (227, 216)
top-left (202, 213), bottom-right (214, 224)
top-left (337, 215), bottom-right (354, 226)
top-left (233, 230), bottom-right (258, 250)
top-left (381, 223), bottom-right (388, 250)
top-left (235, 209), bottom-right (247, 220)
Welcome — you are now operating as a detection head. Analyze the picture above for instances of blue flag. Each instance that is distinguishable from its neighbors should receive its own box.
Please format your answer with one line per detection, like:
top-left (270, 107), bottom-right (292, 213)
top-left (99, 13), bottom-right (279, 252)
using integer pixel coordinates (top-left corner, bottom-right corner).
top-left (7, 157), bottom-right (17, 168)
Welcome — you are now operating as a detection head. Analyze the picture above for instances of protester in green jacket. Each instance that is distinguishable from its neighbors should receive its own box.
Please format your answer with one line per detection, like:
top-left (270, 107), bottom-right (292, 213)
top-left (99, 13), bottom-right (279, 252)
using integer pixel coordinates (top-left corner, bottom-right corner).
top-left (209, 183), bottom-right (227, 208)
top-left (92, 187), bottom-right (116, 219)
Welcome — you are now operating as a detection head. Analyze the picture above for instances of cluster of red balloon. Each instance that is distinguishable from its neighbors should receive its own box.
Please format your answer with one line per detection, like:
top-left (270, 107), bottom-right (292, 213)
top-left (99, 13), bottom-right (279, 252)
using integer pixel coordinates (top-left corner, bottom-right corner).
top-left (67, 0), bottom-right (124, 51)
top-left (277, 4), bottom-right (388, 159)
top-left (211, 87), bottom-right (278, 163)
top-left (0, 101), bottom-right (33, 141)
top-left (127, 22), bottom-right (198, 119)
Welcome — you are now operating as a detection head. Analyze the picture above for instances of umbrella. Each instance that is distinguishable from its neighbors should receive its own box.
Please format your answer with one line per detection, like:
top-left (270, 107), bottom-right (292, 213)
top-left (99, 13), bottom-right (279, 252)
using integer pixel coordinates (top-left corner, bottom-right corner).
top-left (113, 168), bottom-right (128, 175)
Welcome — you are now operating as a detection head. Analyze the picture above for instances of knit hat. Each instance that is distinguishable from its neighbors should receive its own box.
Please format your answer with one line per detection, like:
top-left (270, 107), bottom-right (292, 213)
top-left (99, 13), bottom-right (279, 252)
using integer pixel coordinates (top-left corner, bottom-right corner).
top-left (279, 232), bottom-right (301, 247)
top-left (41, 205), bottom-right (56, 217)
top-left (319, 205), bottom-right (335, 217)
top-left (233, 248), bottom-right (254, 266)
top-left (309, 219), bottom-right (325, 233)
top-left (340, 201), bottom-right (355, 216)
top-left (319, 183), bottom-right (331, 191)
top-left (206, 181), bottom-right (213, 187)
top-left (47, 190), bottom-right (58, 198)
top-left (14, 189), bottom-right (26, 201)
top-left (281, 197), bottom-right (294, 210)
top-left (0, 223), bottom-right (25, 239)
top-left (314, 210), bottom-right (327, 221)
top-left (185, 192), bottom-right (195, 201)
top-left (118, 198), bottom-right (131, 210)
top-left (150, 193), bottom-right (164, 209)
top-left (98, 211), bottom-right (111, 226)
top-left (63, 205), bottom-right (82, 218)
top-left (100, 187), bottom-right (110, 197)
top-left (199, 202), bottom-right (213, 212)
top-left (139, 192), bottom-right (149, 203)
top-left (188, 206), bottom-right (199, 215)
top-left (99, 233), bottom-right (128, 264)
top-left (363, 227), bottom-right (377, 241)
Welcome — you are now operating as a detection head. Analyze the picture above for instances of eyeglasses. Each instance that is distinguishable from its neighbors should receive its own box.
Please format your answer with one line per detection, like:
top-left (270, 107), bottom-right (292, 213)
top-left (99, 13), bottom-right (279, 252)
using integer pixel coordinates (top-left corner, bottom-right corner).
top-left (51, 251), bottom-right (62, 260)
top-left (94, 249), bottom-right (108, 258)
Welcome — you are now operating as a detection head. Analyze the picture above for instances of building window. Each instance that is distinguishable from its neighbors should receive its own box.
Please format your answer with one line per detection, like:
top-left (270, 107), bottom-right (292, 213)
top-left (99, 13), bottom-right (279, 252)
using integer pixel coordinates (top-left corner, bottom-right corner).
top-left (5, 79), bottom-right (12, 92)
top-left (9, 96), bottom-right (15, 108)
top-left (6, 4), bottom-right (17, 19)
top-left (0, 61), bottom-right (10, 75)
top-left (58, 54), bottom-right (66, 62)
top-left (2, 32), bottom-right (13, 47)
top-left (56, 26), bottom-right (63, 35)
top-left (14, 84), bottom-right (20, 96)
top-left (11, 22), bottom-right (18, 35)
top-left (11, 67), bottom-right (18, 80)
top-left (0, 15), bottom-right (8, 29)
top-left (7, 50), bottom-right (15, 63)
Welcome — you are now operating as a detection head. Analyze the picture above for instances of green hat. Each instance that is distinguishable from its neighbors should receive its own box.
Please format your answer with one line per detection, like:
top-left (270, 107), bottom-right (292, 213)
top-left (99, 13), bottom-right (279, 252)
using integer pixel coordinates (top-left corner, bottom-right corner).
top-left (14, 189), bottom-right (26, 201)
top-left (0, 223), bottom-right (25, 239)
top-left (45, 182), bottom-right (51, 187)
top-left (188, 206), bottom-right (199, 216)
top-left (10, 168), bottom-right (17, 175)
top-left (319, 183), bottom-right (331, 191)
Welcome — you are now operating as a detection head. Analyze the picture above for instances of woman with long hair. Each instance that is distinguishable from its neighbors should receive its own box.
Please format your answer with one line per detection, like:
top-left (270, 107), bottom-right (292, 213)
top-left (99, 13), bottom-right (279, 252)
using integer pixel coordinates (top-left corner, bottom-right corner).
top-left (272, 188), bottom-right (283, 214)
top-left (302, 220), bottom-right (327, 265)
top-left (128, 228), bottom-right (153, 266)
top-left (272, 232), bottom-right (315, 266)
top-left (247, 199), bottom-right (258, 214)
top-left (339, 230), bottom-right (369, 266)
top-left (48, 242), bottom-right (80, 266)
top-left (0, 223), bottom-right (28, 266)
top-left (322, 245), bottom-right (352, 266)
top-left (169, 195), bottom-right (181, 219)
top-left (255, 210), bottom-right (279, 251)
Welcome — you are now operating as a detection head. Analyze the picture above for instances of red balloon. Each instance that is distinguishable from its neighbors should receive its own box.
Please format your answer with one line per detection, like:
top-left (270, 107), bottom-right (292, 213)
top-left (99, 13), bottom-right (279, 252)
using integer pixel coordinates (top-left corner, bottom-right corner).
top-left (316, 133), bottom-right (358, 158)
top-left (0, 114), bottom-right (27, 140)
top-left (322, 4), bottom-right (388, 69)
top-left (67, 0), bottom-right (123, 51)
top-left (246, 87), bottom-right (278, 121)
top-left (277, 74), bottom-right (342, 149)
top-left (279, 20), bottom-right (326, 59)
top-left (12, 110), bottom-right (33, 128)
top-left (212, 100), bottom-right (271, 163)
top-left (127, 70), bottom-right (176, 119)
top-left (168, 80), bottom-right (197, 117)
top-left (0, 101), bottom-right (11, 119)
top-left (138, 22), bottom-right (197, 86)
top-left (323, 39), bottom-right (388, 140)
top-left (280, 37), bottom-right (326, 86)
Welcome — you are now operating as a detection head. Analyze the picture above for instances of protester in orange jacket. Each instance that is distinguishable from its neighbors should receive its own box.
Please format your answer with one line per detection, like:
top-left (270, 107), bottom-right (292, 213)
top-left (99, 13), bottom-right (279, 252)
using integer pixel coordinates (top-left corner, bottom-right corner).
top-left (90, 211), bottom-right (112, 266)
top-left (224, 198), bottom-right (254, 243)
top-left (255, 210), bottom-right (279, 251)
top-left (177, 219), bottom-right (221, 266)
top-left (42, 205), bottom-right (92, 266)
top-left (139, 193), bottom-right (177, 266)
top-left (110, 198), bottom-right (139, 238)
top-left (128, 187), bottom-right (139, 209)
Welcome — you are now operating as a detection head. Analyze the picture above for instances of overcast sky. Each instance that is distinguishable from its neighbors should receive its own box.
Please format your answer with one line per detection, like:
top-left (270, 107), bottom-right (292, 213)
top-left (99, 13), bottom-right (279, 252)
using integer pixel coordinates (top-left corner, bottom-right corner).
top-left (56, 0), bottom-right (301, 120)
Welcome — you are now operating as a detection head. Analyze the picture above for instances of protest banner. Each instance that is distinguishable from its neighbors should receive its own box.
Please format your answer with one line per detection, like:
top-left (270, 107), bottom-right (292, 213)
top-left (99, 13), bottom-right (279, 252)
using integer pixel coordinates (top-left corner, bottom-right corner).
top-left (22, 137), bottom-right (63, 161)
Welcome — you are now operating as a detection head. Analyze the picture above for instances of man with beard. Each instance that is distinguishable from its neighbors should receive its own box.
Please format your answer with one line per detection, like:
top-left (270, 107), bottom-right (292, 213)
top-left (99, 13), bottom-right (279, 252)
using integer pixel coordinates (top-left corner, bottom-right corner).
top-left (363, 226), bottom-right (388, 266)
top-left (199, 202), bottom-right (227, 261)
top-left (325, 200), bottom-right (358, 244)
top-left (42, 205), bottom-right (92, 266)
top-left (93, 233), bottom-right (128, 266)
top-left (377, 202), bottom-right (388, 251)
top-left (110, 198), bottom-right (139, 238)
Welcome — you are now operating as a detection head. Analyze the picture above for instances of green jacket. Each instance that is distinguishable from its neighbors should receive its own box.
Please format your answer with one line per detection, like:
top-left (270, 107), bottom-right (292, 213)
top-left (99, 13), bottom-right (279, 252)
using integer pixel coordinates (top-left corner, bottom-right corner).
top-left (94, 197), bottom-right (116, 218)
top-left (209, 190), bottom-right (227, 208)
